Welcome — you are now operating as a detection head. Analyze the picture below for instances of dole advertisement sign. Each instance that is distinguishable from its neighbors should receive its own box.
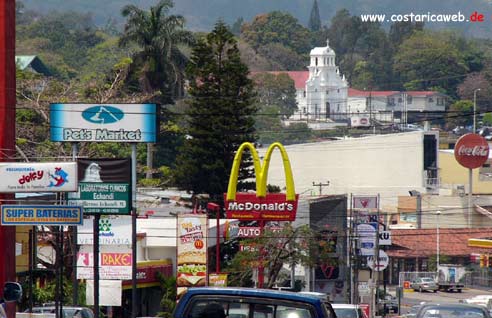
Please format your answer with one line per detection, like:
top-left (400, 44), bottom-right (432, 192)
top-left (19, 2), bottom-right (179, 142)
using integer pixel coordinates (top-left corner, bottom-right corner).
top-left (225, 142), bottom-right (298, 221)
top-left (454, 133), bottom-right (489, 169)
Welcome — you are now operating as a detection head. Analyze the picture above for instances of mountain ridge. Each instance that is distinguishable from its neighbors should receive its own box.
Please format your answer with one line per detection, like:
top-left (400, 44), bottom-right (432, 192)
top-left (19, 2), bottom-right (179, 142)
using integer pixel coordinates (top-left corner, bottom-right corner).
top-left (21, 0), bottom-right (492, 38)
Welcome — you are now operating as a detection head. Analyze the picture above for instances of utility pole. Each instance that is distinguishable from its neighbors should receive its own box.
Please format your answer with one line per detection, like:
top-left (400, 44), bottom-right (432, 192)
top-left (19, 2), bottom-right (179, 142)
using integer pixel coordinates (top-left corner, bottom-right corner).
top-left (312, 181), bottom-right (330, 196)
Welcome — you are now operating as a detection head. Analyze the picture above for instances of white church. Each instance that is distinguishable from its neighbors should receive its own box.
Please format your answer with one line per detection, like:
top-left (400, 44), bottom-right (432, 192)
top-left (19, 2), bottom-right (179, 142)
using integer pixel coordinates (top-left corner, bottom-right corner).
top-left (299, 40), bottom-right (349, 121)
top-left (267, 40), bottom-right (448, 125)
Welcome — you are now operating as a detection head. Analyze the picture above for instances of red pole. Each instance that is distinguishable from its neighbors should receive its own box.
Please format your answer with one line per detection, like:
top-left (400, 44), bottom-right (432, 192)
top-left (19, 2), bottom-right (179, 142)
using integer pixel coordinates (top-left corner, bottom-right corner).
top-left (216, 208), bottom-right (220, 273)
top-left (207, 203), bottom-right (221, 274)
top-left (258, 221), bottom-right (265, 288)
top-left (0, 1), bottom-right (17, 317)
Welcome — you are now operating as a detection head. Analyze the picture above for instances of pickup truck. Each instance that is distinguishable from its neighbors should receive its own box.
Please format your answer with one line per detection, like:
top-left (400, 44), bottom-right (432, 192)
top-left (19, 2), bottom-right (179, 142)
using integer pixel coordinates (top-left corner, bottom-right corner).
top-left (173, 287), bottom-right (337, 318)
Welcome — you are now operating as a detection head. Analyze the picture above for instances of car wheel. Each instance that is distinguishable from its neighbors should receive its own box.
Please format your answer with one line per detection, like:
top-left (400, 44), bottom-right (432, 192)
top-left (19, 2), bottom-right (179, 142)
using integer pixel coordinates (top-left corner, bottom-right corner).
top-left (433, 290), bottom-right (437, 293)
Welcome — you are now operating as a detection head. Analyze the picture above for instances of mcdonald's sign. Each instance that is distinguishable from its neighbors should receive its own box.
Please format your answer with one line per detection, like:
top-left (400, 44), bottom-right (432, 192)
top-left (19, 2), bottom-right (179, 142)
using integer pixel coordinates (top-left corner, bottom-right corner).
top-left (224, 142), bottom-right (299, 221)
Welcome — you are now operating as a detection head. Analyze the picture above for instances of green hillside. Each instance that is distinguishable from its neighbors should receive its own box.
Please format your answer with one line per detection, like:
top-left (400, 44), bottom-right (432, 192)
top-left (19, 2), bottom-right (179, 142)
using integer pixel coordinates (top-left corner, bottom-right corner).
top-left (21, 0), bottom-right (492, 38)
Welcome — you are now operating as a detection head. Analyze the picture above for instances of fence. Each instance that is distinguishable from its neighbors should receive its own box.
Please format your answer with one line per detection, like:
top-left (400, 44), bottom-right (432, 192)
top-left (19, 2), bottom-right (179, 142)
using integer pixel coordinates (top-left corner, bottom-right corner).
top-left (398, 271), bottom-right (437, 287)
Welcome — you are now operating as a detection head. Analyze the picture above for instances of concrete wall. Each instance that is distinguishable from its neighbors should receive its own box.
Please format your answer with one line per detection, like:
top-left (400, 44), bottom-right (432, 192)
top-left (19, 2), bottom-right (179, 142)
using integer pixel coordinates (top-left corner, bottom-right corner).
top-left (259, 131), bottom-right (434, 210)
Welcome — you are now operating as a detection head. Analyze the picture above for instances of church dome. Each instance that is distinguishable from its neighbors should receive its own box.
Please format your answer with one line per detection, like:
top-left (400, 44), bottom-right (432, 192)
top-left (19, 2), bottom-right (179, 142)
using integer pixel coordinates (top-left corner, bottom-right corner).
top-left (310, 40), bottom-right (335, 56)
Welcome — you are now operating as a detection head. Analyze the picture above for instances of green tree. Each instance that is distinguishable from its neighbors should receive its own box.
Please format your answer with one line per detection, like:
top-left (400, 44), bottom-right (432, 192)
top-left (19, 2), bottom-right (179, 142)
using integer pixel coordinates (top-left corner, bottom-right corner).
top-left (393, 31), bottom-right (468, 96)
top-left (308, 0), bottom-right (321, 32)
top-left (388, 21), bottom-right (424, 46)
top-left (241, 11), bottom-right (312, 55)
top-left (156, 274), bottom-right (176, 317)
top-left (483, 113), bottom-right (492, 126)
top-left (173, 21), bottom-right (258, 201)
top-left (446, 100), bottom-right (473, 128)
top-left (226, 224), bottom-right (320, 288)
top-left (119, 0), bottom-right (194, 101)
top-left (252, 73), bottom-right (297, 119)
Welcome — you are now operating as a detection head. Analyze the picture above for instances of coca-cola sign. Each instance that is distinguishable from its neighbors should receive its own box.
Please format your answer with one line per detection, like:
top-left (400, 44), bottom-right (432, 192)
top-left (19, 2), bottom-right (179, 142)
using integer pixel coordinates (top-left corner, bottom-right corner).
top-left (454, 133), bottom-right (489, 169)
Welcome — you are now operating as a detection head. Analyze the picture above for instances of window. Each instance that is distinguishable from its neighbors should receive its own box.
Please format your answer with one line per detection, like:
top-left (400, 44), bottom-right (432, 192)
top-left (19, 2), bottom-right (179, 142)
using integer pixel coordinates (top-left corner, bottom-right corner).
top-left (303, 91), bottom-right (306, 97)
top-left (185, 298), bottom-right (316, 318)
top-left (337, 89), bottom-right (340, 93)
top-left (326, 91), bottom-right (329, 95)
top-left (428, 97), bottom-right (434, 103)
top-left (398, 97), bottom-right (402, 103)
top-left (437, 98), bottom-right (443, 106)
top-left (315, 57), bottom-right (318, 66)
top-left (407, 96), bottom-right (412, 104)
top-left (388, 98), bottom-right (395, 106)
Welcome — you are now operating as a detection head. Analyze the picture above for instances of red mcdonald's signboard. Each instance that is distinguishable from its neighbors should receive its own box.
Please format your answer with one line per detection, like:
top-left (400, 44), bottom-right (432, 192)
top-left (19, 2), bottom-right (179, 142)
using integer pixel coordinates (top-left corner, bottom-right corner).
top-left (224, 142), bottom-right (298, 221)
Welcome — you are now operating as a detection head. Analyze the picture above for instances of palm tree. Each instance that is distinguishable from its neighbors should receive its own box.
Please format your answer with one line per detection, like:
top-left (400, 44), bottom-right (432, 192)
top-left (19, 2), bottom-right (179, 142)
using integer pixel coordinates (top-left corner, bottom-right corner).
top-left (119, 0), bottom-right (194, 101)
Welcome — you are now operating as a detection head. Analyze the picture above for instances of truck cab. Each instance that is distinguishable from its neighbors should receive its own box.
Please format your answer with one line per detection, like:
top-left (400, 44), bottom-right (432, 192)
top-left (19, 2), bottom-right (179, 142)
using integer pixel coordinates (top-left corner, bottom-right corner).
top-left (173, 287), bottom-right (336, 318)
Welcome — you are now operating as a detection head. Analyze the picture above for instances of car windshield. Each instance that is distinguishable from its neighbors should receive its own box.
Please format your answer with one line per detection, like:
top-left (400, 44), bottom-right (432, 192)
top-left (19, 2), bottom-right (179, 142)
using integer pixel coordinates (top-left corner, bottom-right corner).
top-left (420, 307), bottom-right (486, 318)
top-left (421, 278), bottom-right (434, 282)
top-left (333, 308), bottom-right (358, 318)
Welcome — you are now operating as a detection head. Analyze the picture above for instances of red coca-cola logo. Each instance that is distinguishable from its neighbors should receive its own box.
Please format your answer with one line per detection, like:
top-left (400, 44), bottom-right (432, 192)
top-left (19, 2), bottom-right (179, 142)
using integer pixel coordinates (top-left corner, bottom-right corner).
top-left (454, 133), bottom-right (490, 169)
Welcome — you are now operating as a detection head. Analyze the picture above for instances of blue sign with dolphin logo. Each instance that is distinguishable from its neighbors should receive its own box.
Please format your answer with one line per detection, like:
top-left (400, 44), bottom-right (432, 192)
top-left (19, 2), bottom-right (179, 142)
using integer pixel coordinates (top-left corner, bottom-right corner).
top-left (82, 105), bottom-right (124, 124)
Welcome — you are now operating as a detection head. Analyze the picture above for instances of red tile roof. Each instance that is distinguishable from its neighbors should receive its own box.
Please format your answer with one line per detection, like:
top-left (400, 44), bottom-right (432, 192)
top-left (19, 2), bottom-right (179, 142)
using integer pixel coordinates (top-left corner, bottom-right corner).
top-left (386, 228), bottom-right (492, 258)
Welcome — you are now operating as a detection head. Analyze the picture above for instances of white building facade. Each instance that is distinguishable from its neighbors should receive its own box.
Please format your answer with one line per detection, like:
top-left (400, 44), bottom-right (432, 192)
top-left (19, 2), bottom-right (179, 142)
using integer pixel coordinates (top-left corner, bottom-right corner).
top-left (295, 40), bottom-right (349, 122)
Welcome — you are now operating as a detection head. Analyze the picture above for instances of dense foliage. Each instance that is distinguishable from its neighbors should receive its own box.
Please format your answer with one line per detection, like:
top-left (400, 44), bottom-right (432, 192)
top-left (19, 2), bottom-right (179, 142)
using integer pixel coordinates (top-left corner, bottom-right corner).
top-left (172, 21), bottom-right (258, 201)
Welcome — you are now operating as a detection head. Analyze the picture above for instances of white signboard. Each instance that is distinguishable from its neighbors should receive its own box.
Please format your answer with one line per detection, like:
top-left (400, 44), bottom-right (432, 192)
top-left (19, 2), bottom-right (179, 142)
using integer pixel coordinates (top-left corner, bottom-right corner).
top-left (50, 103), bottom-right (158, 143)
top-left (358, 282), bottom-right (370, 296)
top-left (77, 216), bottom-right (131, 245)
top-left (367, 250), bottom-right (389, 272)
top-left (357, 223), bottom-right (376, 256)
top-left (353, 195), bottom-right (378, 210)
top-left (77, 245), bottom-right (132, 280)
top-left (379, 231), bottom-right (392, 246)
top-left (0, 162), bottom-right (77, 192)
top-left (86, 280), bottom-right (122, 306)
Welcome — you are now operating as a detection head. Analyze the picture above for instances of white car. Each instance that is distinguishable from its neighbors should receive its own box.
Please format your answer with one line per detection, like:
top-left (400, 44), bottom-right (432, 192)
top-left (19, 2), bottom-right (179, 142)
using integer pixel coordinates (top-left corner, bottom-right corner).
top-left (331, 304), bottom-right (366, 318)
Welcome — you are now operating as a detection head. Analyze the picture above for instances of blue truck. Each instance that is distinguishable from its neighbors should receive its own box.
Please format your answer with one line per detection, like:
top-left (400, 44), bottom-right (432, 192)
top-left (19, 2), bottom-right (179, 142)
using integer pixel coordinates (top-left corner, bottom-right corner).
top-left (173, 287), bottom-right (336, 318)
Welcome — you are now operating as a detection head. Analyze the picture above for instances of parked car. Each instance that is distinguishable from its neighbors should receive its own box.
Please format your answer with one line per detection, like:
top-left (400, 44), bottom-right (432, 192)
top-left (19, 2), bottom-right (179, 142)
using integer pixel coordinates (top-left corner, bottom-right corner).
top-left (402, 304), bottom-right (422, 318)
top-left (377, 294), bottom-right (398, 314)
top-left (25, 306), bottom-right (94, 318)
top-left (174, 287), bottom-right (337, 318)
top-left (331, 304), bottom-right (366, 318)
top-left (410, 277), bottom-right (438, 293)
top-left (415, 303), bottom-right (491, 318)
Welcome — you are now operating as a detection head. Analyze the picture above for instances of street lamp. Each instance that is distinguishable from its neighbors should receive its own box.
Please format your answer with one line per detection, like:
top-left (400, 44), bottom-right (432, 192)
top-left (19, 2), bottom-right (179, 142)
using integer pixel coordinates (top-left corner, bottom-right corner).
top-left (473, 88), bottom-right (481, 133)
top-left (436, 210), bottom-right (441, 271)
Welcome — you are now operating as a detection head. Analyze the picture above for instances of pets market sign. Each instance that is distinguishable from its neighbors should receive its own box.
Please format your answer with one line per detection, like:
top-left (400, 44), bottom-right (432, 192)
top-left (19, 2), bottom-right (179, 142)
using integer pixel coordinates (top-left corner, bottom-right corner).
top-left (50, 103), bottom-right (159, 143)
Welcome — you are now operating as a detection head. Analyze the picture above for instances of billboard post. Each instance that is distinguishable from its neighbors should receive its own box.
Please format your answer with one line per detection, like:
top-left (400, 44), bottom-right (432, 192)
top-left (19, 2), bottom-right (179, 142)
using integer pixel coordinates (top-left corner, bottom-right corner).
top-left (225, 142), bottom-right (298, 287)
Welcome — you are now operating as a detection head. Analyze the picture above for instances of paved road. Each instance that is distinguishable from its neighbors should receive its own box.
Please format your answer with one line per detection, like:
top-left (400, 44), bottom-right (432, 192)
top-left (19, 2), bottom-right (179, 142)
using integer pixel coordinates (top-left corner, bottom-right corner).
top-left (386, 287), bottom-right (492, 316)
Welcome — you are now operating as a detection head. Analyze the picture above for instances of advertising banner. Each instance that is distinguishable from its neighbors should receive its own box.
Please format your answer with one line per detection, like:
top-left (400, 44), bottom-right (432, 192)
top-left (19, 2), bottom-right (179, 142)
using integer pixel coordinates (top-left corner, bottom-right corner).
top-left (1, 205), bottom-right (82, 225)
top-left (50, 103), bottom-right (158, 143)
top-left (77, 245), bottom-right (132, 280)
top-left (176, 214), bottom-right (207, 297)
top-left (68, 158), bottom-right (131, 215)
top-left (77, 216), bottom-right (131, 245)
top-left (225, 142), bottom-right (298, 221)
top-left (352, 195), bottom-right (378, 210)
top-left (209, 273), bottom-right (228, 287)
top-left (0, 162), bottom-right (77, 192)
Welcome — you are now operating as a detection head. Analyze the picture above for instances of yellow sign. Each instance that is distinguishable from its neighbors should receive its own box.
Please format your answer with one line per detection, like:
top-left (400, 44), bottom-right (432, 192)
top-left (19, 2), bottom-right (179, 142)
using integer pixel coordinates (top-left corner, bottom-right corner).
top-left (225, 142), bottom-right (298, 221)
top-left (227, 142), bottom-right (295, 201)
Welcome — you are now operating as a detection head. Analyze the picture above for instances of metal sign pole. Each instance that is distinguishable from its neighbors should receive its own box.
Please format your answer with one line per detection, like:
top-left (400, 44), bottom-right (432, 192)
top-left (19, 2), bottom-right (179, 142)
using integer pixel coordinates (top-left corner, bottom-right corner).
top-left (93, 214), bottom-right (100, 318)
top-left (131, 144), bottom-right (138, 318)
